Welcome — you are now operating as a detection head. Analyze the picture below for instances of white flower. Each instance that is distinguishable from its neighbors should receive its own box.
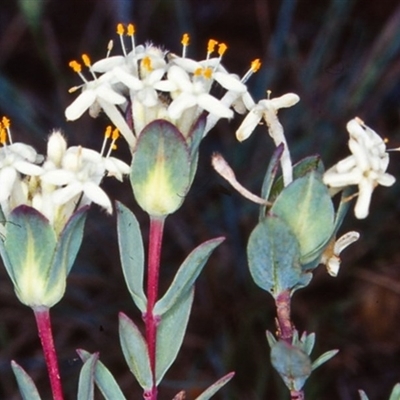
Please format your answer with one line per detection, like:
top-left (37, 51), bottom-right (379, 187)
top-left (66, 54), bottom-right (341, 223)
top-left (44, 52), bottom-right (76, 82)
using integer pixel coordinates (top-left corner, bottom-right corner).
top-left (40, 129), bottom-right (130, 216)
top-left (236, 93), bottom-right (300, 186)
top-left (41, 147), bottom-right (111, 213)
top-left (321, 231), bottom-right (360, 277)
top-left (204, 59), bottom-right (261, 135)
top-left (65, 59), bottom-right (136, 150)
top-left (0, 143), bottom-right (43, 202)
top-left (65, 71), bottom-right (125, 121)
top-left (166, 65), bottom-right (233, 120)
top-left (323, 118), bottom-right (395, 219)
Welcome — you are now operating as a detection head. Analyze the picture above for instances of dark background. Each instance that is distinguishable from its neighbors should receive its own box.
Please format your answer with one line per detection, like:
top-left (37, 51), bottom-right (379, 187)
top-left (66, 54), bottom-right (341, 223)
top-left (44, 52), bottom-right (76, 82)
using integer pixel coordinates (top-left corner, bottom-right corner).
top-left (1, 0), bottom-right (400, 399)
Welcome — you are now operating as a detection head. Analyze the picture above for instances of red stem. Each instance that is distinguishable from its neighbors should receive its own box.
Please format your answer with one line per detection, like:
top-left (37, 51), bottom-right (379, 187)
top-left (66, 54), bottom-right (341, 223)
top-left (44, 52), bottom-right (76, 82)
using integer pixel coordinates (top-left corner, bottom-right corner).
top-left (144, 216), bottom-right (165, 400)
top-left (33, 306), bottom-right (64, 400)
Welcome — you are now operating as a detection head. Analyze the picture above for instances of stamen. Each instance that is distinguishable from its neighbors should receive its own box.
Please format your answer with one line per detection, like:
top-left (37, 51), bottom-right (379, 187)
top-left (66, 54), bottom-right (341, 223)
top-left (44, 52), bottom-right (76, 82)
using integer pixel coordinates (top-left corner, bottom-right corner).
top-left (2, 116), bottom-right (10, 129)
top-left (106, 40), bottom-right (113, 57)
top-left (69, 60), bottom-right (89, 83)
top-left (117, 23), bottom-right (127, 57)
top-left (107, 128), bottom-right (120, 157)
top-left (68, 85), bottom-right (81, 93)
top-left (251, 58), bottom-right (261, 72)
top-left (142, 56), bottom-right (153, 72)
top-left (203, 67), bottom-right (213, 79)
top-left (82, 53), bottom-right (97, 79)
top-left (1, 116), bottom-right (12, 145)
top-left (69, 60), bottom-right (82, 73)
top-left (0, 126), bottom-right (5, 146)
top-left (116, 23), bottom-right (125, 36)
top-left (100, 125), bottom-right (112, 156)
top-left (211, 43), bottom-right (228, 71)
top-left (241, 58), bottom-right (262, 83)
top-left (207, 39), bottom-right (218, 60)
top-left (267, 89), bottom-right (271, 100)
top-left (194, 67), bottom-right (203, 77)
top-left (127, 24), bottom-right (136, 54)
top-left (0, 121), bottom-right (5, 146)
top-left (127, 23), bottom-right (135, 36)
top-left (218, 43), bottom-right (227, 57)
top-left (181, 33), bottom-right (190, 58)
top-left (81, 54), bottom-right (91, 68)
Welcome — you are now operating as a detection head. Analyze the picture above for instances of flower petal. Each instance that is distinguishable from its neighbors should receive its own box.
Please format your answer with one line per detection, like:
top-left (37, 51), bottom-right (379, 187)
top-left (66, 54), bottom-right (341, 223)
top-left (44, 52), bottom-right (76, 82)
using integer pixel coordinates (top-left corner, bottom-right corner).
top-left (65, 90), bottom-right (97, 120)
top-left (82, 181), bottom-right (112, 213)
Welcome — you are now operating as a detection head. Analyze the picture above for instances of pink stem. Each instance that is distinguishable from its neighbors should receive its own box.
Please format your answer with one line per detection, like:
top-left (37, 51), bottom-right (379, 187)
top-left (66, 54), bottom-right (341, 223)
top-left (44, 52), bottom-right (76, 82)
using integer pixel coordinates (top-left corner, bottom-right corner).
top-left (33, 306), bottom-right (64, 400)
top-left (275, 290), bottom-right (293, 342)
top-left (144, 216), bottom-right (165, 400)
top-left (275, 290), bottom-right (305, 399)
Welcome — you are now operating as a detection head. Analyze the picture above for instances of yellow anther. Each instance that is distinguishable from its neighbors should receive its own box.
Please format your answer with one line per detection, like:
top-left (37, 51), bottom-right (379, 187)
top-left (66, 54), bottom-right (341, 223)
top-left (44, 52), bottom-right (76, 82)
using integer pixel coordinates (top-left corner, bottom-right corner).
top-left (112, 143), bottom-right (117, 150)
top-left (127, 24), bottom-right (135, 36)
top-left (384, 137), bottom-right (389, 144)
top-left (104, 125), bottom-right (112, 139)
top-left (81, 54), bottom-right (91, 67)
top-left (68, 86), bottom-right (80, 93)
top-left (112, 128), bottom-right (120, 141)
top-left (194, 67), bottom-right (203, 76)
top-left (251, 58), bottom-right (261, 72)
top-left (218, 43), bottom-right (227, 56)
top-left (117, 23), bottom-right (125, 35)
top-left (142, 56), bottom-right (153, 71)
top-left (207, 39), bottom-right (218, 54)
top-left (69, 60), bottom-right (82, 73)
top-left (203, 67), bottom-right (213, 79)
top-left (107, 40), bottom-right (114, 52)
top-left (0, 128), bottom-right (6, 145)
top-left (2, 116), bottom-right (10, 129)
top-left (181, 33), bottom-right (190, 46)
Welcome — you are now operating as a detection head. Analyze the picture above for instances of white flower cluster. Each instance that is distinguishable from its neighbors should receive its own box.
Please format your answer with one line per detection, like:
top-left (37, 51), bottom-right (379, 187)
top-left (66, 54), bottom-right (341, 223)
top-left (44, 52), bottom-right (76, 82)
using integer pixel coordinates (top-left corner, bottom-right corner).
top-left (323, 118), bottom-right (395, 219)
top-left (65, 24), bottom-right (260, 150)
top-left (0, 120), bottom-right (130, 234)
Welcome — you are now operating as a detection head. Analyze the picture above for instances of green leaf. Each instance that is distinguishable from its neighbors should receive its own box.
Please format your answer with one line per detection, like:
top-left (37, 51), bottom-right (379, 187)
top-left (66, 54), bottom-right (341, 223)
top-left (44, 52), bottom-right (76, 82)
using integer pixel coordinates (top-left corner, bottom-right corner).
top-left (154, 237), bottom-right (224, 315)
top-left (389, 383), bottom-right (400, 400)
top-left (270, 340), bottom-right (312, 392)
top-left (259, 143), bottom-right (284, 221)
top-left (194, 372), bottom-right (235, 400)
top-left (77, 349), bottom-right (126, 400)
top-left (271, 171), bottom-right (335, 266)
top-left (11, 360), bottom-right (42, 400)
top-left (266, 331), bottom-right (277, 348)
top-left (358, 390), bottom-right (369, 400)
top-left (46, 207), bottom-right (88, 304)
top-left (270, 155), bottom-right (325, 202)
top-left (116, 202), bottom-right (147, 312)
top-left (332, 187), bottom-right (355, 236)
top-left (247, 215), bottom-right (308, 297)
top-left (156, 288), bottom-right (194, 385)
top-left (187, 114), bottom-right (206, 185)
top-left (119, 312), bottom-right (152, 390)
top-left (130, 119), bottom-right (191, 216)
top-left (3, 205), bottom-right (59, 307)
top-left (311, 349), bottom-right (339, 371)
top-left (187, 114), bottom-right (206, 158)
top-left (56, 206), bottom-right (88, 275)
top-left (302, 332), bottom-right (315, 356)
top-left (77, 353), bottom-right (98, 400)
